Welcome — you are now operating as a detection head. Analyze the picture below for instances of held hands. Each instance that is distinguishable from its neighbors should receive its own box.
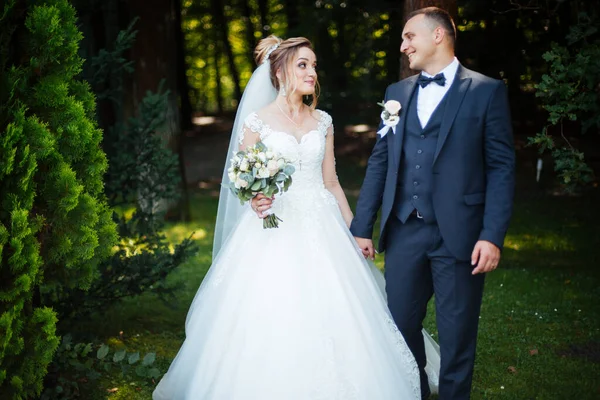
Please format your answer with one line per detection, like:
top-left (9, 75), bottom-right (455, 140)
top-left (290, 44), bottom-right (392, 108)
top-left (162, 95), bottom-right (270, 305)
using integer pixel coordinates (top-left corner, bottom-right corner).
top-left (471, 240), bottom-right (501, 275)
top-left (354, 237), bottom-right (375, 261)
top-left (251, 193), bottom-right (273, 219)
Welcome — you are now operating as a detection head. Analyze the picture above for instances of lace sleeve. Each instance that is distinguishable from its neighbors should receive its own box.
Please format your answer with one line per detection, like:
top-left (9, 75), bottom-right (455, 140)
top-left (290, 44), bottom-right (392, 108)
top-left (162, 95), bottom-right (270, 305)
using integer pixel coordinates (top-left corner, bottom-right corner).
top-left (317, 110), bottom-right (334, 136)
top-left (239, 125), bottom-right (260, 150)
top-left (238, 112), bottom-right (271, 148)
top-left (322, 124), bottom-right (339, 184)
top-left (238, 112), bottom-right (261, 150)
top-left (322, 120), bottom-right (355, 227)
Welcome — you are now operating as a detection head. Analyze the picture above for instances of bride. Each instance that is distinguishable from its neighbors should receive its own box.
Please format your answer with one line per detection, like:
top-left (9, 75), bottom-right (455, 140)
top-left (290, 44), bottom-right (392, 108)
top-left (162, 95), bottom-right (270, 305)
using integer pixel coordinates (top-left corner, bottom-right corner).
top-left (153, 35), bottom-right (440, 400)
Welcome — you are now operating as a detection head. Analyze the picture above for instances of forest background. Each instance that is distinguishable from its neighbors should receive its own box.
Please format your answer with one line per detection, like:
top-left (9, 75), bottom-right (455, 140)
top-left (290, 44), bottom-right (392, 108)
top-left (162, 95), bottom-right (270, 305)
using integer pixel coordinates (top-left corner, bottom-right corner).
top-left (1, 0), bottom-right (599, 399)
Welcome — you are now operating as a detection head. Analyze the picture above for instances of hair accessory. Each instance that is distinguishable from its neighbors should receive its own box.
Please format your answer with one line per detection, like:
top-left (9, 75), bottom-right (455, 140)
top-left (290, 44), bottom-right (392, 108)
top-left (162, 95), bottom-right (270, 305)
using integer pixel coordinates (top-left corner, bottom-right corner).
top-left (264, 43), bottom-right (280, 63)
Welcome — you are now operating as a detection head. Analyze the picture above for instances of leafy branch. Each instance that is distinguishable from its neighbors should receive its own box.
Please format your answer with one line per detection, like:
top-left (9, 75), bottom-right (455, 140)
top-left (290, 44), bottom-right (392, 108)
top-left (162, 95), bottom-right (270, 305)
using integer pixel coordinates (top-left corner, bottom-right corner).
top-left (41, 335), bottom-right (160, 399)
top-left (529, 13), bottom-right (599, 190)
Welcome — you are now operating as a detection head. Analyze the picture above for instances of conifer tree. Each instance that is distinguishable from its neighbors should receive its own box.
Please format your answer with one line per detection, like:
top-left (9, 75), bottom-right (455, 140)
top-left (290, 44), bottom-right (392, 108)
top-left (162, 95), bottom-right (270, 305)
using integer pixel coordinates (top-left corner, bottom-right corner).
top-left (0, 0), bottom-right (118, 397)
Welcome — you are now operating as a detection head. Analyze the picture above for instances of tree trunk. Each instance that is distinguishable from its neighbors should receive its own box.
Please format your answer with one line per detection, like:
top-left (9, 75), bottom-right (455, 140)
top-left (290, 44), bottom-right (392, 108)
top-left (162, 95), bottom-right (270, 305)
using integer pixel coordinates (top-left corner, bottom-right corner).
top-left (120, 0), bottom-right (190, 220)
top-left (400, 0), bottom-right (458, 79)
top-left (332, 7), bottom-right (349, 108)
top-left (211, 0), bottom-right (242, 101)
top-left (284, 0), bottom-right (299, 37)
top-left (123, 0), bottom-right (181, 133)
top-left (315, 18), bottom-right (336, 90)
top-left (99, 0), bottom-right (120, 132)
top-left (385, 0), bottom-right (403, 82)
top-left (213, 42), bottom-right (224, 115)
top-left (241, 0), bottom-right (257, 66)
top-left (174, 0), bottom-right (193, 132)
top-left (173, 0), bottom-right (191, 221)
top-left (257, 0), bottom-right (269, 37)
top-left (198, 57), bottom-right (210, 113)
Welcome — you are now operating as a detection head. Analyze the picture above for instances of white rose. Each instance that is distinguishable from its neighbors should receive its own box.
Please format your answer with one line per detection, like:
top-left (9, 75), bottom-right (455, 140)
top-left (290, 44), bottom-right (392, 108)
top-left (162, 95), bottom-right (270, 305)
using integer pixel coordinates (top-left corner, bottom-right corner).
top-left (236, 177), bottom-right (248, 188)
top-left (267, 160), bottom-right (278, 172)
top-left (258, 167), bottom-right (270, 179)
top-left (239, 159), bottom-right (249, 172)
top-left (228, 171), bottom-right (236, 181)
top-left (385, 100), bottom-right (401, 115)
top-left (258, 152), bottom-right (267, 162)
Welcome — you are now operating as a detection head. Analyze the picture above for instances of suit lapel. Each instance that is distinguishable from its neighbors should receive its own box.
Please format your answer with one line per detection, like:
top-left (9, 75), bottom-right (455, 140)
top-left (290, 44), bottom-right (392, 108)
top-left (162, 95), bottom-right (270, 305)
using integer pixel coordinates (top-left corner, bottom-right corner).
top-left (433, 65), bottom-right (472, 164)
top-left (390, 75), bottom-right (419, 169)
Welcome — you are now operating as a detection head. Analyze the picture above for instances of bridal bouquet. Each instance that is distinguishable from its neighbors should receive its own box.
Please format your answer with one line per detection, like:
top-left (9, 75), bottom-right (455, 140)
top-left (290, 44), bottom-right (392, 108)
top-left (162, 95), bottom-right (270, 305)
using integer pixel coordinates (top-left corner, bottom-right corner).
top-left (228, 141), bottom-right (295, 228)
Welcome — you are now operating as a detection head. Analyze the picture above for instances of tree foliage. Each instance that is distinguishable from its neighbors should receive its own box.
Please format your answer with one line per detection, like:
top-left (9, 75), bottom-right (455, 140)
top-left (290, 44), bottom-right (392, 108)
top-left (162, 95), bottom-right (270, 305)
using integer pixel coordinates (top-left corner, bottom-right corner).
top-left (530, 12), bottom-right (599, 190)
top-left (182, 0), bottom-right (399, 119)
top-left (0, 0), bottom-right (118, 397)
top-left (47, 17), bottom-right (198, 320)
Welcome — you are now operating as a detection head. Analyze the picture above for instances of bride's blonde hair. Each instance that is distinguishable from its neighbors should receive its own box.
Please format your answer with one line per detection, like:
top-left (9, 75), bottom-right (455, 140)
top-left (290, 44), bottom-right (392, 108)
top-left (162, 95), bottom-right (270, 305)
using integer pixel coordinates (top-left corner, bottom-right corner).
top-left (254, 35), bottom-right (320, 111)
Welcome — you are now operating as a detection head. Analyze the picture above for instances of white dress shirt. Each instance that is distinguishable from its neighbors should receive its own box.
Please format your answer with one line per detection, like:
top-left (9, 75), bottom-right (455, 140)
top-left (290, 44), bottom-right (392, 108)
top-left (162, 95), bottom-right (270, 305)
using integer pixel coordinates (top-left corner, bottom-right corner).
top-left (417, 57), bottom-right (460, 128)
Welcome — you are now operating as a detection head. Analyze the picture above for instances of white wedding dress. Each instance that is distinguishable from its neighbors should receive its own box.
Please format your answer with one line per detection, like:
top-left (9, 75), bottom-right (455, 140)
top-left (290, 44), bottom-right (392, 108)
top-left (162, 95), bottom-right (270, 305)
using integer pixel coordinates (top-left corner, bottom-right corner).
top-left (153, 110), bottom-right (439, 400)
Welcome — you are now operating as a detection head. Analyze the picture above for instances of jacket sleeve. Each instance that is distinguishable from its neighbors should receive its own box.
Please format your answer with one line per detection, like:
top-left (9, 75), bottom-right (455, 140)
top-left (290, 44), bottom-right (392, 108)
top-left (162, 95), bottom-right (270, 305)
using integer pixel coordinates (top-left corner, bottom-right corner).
top-left (479, 81), bottom-right (516, 250)
top-left (350, 87), bottom-right (391, 239)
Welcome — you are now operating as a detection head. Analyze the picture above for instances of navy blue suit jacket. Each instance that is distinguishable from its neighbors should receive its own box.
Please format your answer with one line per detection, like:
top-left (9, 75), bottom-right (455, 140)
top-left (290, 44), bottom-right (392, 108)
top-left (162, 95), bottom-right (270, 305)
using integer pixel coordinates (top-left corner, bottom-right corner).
top-left (350, 65), bottom-right (515, 261)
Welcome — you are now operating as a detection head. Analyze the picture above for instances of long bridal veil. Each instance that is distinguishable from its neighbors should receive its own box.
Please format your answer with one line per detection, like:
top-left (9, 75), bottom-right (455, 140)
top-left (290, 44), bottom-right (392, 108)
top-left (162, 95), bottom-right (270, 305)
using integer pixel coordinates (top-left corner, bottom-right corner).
top-left (212, 61), bottom-right (277, 259)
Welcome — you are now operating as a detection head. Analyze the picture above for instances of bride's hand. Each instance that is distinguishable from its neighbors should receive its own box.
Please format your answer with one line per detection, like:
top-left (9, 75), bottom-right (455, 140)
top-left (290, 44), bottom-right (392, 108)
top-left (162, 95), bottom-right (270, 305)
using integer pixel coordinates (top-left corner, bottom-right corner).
top-left (251, 194), bottom-right (273, 219)
top-left (354, 237), bottom-right (375, 260)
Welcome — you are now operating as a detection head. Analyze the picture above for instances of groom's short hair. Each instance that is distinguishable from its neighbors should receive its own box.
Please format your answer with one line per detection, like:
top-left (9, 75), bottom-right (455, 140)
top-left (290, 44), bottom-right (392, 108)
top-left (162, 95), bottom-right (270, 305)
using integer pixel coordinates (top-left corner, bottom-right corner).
top-left (407, 7), bottom-right (457, 47)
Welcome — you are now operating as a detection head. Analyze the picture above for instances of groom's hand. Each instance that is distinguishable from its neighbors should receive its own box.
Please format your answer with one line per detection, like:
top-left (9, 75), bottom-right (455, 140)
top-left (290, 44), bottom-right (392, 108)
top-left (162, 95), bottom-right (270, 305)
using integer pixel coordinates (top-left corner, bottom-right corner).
top-left (251, 194), bottom-right (273, 219)
top-left (354, 237), bottom-right (375, 260)
top-left (471, 240), bottom-right (501, 275)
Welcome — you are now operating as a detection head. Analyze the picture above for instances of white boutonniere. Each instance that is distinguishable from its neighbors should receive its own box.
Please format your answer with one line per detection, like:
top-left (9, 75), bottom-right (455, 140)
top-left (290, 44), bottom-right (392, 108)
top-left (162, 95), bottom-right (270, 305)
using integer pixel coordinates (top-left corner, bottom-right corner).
top-left (376, 100), bottom-right (401, 137)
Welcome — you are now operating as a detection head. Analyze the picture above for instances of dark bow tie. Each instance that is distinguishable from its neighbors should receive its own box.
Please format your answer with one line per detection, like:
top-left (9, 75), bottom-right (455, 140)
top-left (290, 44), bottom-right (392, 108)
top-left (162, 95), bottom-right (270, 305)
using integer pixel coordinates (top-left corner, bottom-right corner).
top-left (417, 73), bottom-right (446, 88)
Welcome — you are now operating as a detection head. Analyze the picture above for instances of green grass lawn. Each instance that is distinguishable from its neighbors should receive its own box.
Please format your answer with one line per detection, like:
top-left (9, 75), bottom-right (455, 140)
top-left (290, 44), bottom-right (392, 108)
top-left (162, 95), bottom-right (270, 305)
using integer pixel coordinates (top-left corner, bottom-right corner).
top-left (68, 170), bottom-right (600, 399)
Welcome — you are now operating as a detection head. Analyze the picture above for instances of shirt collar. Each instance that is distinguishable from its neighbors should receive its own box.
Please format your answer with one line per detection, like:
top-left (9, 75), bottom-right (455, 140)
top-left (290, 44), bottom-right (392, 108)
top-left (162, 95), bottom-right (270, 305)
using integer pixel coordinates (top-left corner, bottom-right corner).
top-left (422, 57), bottom-right (459, 84)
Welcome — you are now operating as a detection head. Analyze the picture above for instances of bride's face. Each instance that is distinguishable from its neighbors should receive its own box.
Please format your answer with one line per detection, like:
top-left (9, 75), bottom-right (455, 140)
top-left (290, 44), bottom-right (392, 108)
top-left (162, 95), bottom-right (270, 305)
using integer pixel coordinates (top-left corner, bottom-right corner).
top-left (289, 47), bottom-right (317, 96)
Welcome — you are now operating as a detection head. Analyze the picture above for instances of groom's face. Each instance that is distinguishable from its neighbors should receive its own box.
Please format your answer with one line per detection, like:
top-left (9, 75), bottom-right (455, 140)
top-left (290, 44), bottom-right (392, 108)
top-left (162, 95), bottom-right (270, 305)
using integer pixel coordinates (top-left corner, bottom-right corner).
top-left (400, 14), bottom-right (437, 71)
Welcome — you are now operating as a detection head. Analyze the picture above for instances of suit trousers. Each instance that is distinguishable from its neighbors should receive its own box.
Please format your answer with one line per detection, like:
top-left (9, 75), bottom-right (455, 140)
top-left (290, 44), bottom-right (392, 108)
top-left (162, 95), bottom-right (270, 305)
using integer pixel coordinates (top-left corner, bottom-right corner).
top-left (384, 214), bottom-right (485, 400)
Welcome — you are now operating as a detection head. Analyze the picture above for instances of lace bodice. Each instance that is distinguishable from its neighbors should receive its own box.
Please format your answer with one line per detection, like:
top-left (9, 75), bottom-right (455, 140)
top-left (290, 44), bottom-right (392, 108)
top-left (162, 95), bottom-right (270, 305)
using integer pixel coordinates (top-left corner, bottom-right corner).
top-left (240, 110), bottom-right (338, 217)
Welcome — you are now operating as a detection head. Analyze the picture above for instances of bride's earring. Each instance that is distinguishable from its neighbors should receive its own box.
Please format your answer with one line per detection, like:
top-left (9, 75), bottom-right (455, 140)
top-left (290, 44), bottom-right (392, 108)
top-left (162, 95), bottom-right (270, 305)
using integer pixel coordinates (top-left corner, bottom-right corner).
top-left (279, 83), bottom-right (287, 97)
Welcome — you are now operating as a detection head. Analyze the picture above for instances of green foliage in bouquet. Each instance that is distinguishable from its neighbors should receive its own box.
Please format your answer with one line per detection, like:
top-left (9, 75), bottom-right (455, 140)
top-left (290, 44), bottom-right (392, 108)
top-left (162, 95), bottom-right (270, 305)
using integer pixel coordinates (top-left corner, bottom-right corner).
top-left (48, 19), bottom-right (197, 320)
top-left (530, 13), bottom-right (599, 191)
top-left (0, 0), bottom-right (118, 397)
top-left (228, 142), bottom-right (295, 228)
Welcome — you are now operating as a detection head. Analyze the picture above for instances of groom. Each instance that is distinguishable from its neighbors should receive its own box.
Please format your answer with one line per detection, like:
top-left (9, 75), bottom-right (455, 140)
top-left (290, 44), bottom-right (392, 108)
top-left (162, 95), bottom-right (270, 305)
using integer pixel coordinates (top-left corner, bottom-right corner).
top-left (351, 7), bottom-right (515, 400)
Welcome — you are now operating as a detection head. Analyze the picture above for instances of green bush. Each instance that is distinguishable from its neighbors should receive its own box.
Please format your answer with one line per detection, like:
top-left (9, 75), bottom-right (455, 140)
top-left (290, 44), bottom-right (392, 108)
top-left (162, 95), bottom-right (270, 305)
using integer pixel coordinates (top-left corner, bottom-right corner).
top-left (48, 19), bottom-right (197, 320)
top-left (41, 335), bottom-right (159, 400)
top-left (0, 0), bottom-right (118, 397)
top-left (530, 13), bottom-right (599, 190)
